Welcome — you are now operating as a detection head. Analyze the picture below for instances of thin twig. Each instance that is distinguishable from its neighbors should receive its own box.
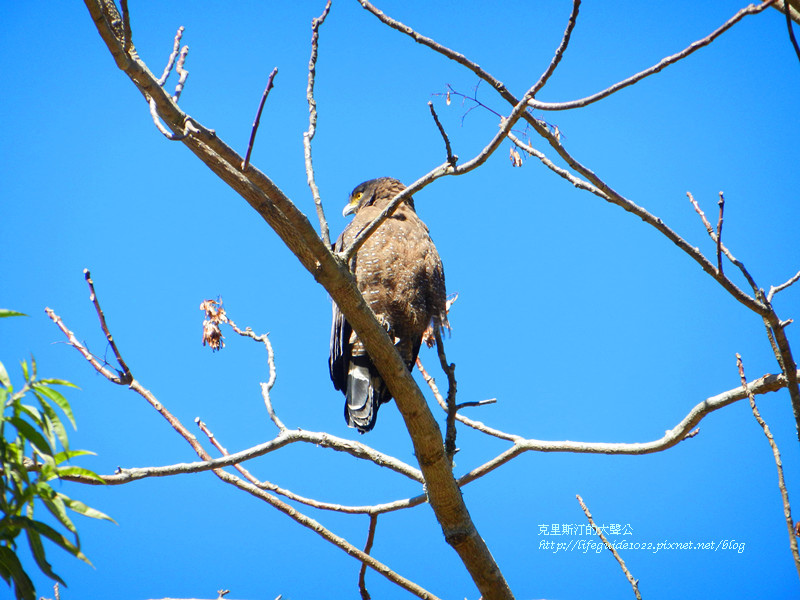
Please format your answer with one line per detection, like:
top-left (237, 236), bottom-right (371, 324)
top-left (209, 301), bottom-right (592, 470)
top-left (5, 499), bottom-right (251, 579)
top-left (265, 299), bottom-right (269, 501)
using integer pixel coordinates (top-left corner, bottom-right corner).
top-left (785, 0), bottom-right (800, 62)
top-left (433, 328), bottom-right (458, 460)
top-left (148, 98), bottom-right (189, 140)
top-left (43, 300), bottom-right (800, 530)
top-left (715, 192), bottom-right (725, 275)
top-left (39, 311), bottom-right (425, 483)
top-left (427, 101), bottom-right (456, 166)
top-left (686, 191), bottom-right (758, 292)
top-left (736, 354), bottom-right (800, 578)
top-left (261, 381), bottom-right (286, 431)
top-left (455, 368), bottom-right (798, 489)
top-left (507, 131), bottom-right (599, 194)
top-left (768, 270), bottom-right (800, 303)
top-left (442, 82), bottom-right (504, 123)
top-left (359, 0), bottom-right (772, 319)
top-left (527, 0), bottom-right (776, 111)
top-left (530, 0), bottom-right (581, 96)
top-left (342, 69), bottom-right (551, 263)
top-left (195, 418), bottom-right (381, 516)
top-left (342, 0), bottom-right (589, 263)
top-left (687, 191), bottom-right (715, 236)
top-left (456, 399), bottom-right (497, 410)
top-left (518, 106), bottom-right (765, 315)
top-left (81, 5), bottom-right (504, 595)
top-left (417, 357), bottom-right (517, 442)
top-left (157, 26), bottom-right (185, 86)
top-left (242, 67), bottom-right (279, 171)
top-left (120, 0), bottom-right (131, 54)
top-left (83, 269), bottom-right (131, 384)
top-left (577, 495), bottom-right (642, 600)
top-left (48, 278), bottom-right (439, 600)
top-left (218, 311), bottom-right (284, 429)
top-left (359, 515), bottom-right (379, 600)
top-left (360, 0), bottom-right (773, 115)
top-left (304, 0), bottom-right (332, 246)
top-left (196, 418), bottom-right (265, 488)
top-left (173, 44), bottom-right (190, 101)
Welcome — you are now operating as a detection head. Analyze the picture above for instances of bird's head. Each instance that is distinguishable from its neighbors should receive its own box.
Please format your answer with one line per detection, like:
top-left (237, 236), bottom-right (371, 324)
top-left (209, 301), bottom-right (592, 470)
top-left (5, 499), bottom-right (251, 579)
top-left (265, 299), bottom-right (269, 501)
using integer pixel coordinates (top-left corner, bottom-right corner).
top-left (342, 177), bottom-right (409, 217)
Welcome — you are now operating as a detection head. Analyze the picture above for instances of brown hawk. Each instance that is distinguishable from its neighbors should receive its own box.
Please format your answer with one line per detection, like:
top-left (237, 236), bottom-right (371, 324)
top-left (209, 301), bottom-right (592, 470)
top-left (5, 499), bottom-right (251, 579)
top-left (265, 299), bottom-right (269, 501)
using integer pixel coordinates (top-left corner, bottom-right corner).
top-left (329, 177), bottom-right (448, 433)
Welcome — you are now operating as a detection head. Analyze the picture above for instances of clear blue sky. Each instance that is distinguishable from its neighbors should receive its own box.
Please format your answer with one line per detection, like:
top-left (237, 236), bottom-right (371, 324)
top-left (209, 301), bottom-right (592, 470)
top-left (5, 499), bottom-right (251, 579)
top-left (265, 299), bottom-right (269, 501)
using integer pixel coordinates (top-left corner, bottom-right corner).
top-left (2, 2), bottom-right (799, 599)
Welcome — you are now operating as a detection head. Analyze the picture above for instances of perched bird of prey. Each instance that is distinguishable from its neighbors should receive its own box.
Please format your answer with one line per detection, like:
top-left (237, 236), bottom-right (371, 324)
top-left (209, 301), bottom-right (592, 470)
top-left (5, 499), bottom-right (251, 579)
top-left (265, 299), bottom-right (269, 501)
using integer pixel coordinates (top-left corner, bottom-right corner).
top-left (329, 177), bottom-right (448, 433)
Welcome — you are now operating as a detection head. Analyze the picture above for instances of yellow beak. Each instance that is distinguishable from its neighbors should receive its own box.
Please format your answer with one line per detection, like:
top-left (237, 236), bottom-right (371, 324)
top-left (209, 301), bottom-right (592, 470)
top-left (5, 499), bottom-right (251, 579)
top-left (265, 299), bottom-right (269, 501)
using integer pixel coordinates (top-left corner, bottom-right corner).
top-left (343, 197), bottom-right (359, 217)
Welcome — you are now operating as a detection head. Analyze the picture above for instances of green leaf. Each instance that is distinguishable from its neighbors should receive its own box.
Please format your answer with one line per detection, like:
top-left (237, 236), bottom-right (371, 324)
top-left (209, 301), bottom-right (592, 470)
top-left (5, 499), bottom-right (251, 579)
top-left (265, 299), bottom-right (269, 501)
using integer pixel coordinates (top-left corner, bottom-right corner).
top-left (36, 486), bottom-right (76, 535)
top-left (36, 398), bottom-right (68, 452)
top-left (19, 362), bottom-right (28, 384)
top-left (54, 449), bottom-right (96, 464)
top-left (0, 546), bottom-right (14, 583)
top-left (8, 418), bottom-right (52, 458)
top-left (27, 520), bottom-right (90, 565)
top-left (16, 405), bottom-right (43, 430)
top-left (31, 384), bottom-right (75, 429)
top-left (0, 360), bottom-right (10, 390)
top-left (0, 310), bottom-right (27, 319)
top-left (37, 378), bottom-right (78, 389)
top-left (54, 466), bottom-right (106, 485)
top-left (22, 525), bottom-right (65, 587)
top-left (59, 494), bottom-right (116, 523)
top-left (0, 544), bottom-right (35, 600)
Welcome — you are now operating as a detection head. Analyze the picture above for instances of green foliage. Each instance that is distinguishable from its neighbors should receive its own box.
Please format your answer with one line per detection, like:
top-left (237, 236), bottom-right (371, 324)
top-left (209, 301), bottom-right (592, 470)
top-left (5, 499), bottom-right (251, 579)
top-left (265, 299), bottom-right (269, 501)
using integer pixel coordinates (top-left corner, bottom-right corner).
top-left (1, 311), bottom-right (113, 600)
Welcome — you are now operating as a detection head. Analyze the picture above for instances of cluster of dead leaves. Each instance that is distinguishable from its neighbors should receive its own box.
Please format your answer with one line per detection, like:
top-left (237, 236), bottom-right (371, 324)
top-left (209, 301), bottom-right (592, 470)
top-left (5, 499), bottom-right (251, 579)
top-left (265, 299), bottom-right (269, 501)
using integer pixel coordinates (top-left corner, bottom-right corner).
top-left (200, 298), bottom-right (226, 351)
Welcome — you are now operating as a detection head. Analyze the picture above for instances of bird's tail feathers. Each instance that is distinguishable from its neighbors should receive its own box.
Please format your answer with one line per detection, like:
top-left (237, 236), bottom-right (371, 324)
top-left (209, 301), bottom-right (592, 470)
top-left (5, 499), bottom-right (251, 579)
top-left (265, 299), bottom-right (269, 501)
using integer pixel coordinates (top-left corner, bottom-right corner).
top-left (345, 359), bottom-right (389, 433)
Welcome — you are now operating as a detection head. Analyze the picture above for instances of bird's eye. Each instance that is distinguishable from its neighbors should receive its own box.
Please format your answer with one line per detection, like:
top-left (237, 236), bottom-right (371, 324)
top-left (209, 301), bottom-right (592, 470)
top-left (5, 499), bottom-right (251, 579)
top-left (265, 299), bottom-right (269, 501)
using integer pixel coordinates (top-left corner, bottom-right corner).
top-left (353, 192), bottom-right (363, 202)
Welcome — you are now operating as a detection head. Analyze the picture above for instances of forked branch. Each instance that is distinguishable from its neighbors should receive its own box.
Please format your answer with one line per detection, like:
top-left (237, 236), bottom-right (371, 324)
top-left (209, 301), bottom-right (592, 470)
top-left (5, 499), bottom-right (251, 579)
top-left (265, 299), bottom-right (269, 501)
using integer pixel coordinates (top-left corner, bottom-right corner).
top-left (47, 271), bottom-right (439, 600)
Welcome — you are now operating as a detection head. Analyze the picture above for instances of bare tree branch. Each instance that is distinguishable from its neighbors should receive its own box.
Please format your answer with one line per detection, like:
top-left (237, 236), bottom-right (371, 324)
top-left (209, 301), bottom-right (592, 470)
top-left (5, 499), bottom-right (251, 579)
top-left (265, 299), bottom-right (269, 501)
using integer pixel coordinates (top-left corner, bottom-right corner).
top-left (716, 191), bottom-right (725, 276)
top-left (736, 354), bottom-right (800, 578)
top-left (75, 3), bottom-right (798, 598)
top-left (782, 0), bottom-right (800, 61)
top-left (577, 495), bottom-right (641, 600)
top-left (359, 0), bottom-right (775, 117)
top-left (359, 515), bottom-right (379, 600)
top-left (360, 0), bottom-right (776, 322)
top-left (686, 191), bottom-right (759, 292)
top-left (527, 1), bottom-right (777, 111)
top-left (215, 310), bottom-right (284, 429)
top-left (526, 118), bottom-right (766, 316)
top-left (417, 355), bottom-right (515, 443)
top-left (427, 101), bottom-right (457, 166)
top-left (242, 67), bottom-right (278, 171)
top-left (47, 271), bottom-right (439, 600)
top-left (172, 43), bottom-right (189, 101)
top-left (773, 0), bottom-right (800, 25)
top-left (769, 270), bottom-right (800, 303)
top-left (157, 25), bottom-right (184, 86)
top-left (83, 268), bottom-right (131, 384)
top-left (433, 328), bottom-right (458, 460)
top-left (530, 0), bottom-right (581, 96)
top-left (119, 0), bottom-right (131, 54)
top-left (457, 369), bottom-right (798, 487)
top-left (304, 0), bottom-right (332, 246)
top-left (212, 468), bottom-right (442, 600)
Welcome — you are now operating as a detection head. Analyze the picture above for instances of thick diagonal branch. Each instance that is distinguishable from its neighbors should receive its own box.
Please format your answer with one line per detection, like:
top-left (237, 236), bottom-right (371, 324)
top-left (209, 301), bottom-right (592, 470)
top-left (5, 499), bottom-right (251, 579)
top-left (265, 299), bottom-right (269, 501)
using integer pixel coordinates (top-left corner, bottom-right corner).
top-left (83, 3), bottom-right (509, 597)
